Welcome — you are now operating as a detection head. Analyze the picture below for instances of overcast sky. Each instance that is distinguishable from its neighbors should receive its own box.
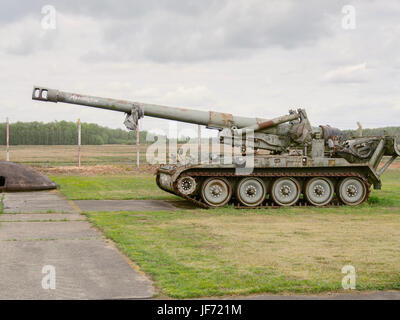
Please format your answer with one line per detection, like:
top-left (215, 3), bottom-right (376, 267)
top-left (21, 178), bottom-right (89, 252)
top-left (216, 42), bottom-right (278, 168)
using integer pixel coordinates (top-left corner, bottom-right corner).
top-left (1, 0), bottom-right (399, 137)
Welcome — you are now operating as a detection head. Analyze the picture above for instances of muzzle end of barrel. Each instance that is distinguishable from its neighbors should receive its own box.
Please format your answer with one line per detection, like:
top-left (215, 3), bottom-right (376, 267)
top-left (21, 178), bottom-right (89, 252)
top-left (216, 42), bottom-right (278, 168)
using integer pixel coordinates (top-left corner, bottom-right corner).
top-left (32, 86), bottom-right (59, 103)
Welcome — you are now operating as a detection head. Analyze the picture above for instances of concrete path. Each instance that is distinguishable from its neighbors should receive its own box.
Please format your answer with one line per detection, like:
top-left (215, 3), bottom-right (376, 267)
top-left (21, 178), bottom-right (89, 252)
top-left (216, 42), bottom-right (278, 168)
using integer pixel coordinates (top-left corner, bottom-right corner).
top-left (74, 199), bottom-right (178, 212)
top-left (2, 191), bottom-right (76, 214)
top-left (2, 191), bottom-right (195, 213)
top-left (0, 191), bottom-right (154, 299)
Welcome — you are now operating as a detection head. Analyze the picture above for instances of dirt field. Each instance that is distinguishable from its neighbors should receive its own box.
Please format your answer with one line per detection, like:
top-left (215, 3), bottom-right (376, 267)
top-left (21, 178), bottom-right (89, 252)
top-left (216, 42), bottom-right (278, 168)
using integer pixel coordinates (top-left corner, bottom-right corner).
top-left (38, 164), bottom-right (157, 176)
top-left (1, 144), bottom-right (399, 168)
top-left (0, 145), bottom-right (149, 166)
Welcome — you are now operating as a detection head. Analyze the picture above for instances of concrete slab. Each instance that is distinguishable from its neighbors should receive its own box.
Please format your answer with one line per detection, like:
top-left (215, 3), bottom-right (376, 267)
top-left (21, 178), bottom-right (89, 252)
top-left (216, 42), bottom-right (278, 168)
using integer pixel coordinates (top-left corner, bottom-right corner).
top-left (0, 239), bottom-right (154, 299)
top-left (0, 190), bottom-right (155, 299)
top-left (0, 214), bottom-right (85, 222)
top-left (3, 191), bottom-right (75, 214)
top-left (3, 191), bottom-right (196, 214)
top-left (0, 221), bottom-right (100, 241)
top-left (74, 199), bottom-right (178, 212)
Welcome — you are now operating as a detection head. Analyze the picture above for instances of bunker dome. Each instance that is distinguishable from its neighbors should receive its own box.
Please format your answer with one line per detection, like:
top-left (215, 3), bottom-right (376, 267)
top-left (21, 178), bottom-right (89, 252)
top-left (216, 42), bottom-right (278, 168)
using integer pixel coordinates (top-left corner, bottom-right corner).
top-left (0, 161), bottom-right (56, 192)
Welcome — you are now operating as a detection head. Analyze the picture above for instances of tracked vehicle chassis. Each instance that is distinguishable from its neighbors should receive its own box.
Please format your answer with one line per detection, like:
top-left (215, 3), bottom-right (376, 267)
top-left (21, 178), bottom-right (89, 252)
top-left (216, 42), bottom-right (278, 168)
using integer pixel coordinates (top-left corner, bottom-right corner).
top-left (156, 166), bottom-right (373, 209)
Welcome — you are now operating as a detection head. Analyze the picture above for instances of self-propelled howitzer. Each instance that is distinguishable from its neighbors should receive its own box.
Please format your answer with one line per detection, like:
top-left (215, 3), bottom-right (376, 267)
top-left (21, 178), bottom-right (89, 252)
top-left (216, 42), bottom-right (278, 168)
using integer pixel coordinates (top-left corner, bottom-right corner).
top-left (32, 86), bottom-right (400, 208)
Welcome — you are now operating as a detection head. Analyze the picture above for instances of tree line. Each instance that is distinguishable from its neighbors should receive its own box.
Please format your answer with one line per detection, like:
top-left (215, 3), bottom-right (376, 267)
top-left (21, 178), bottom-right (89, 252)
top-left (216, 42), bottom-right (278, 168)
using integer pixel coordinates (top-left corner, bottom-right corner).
top-left (343, 127), bottom-right (400, 138)
top-left (0, 121), bottom-right (146, 145)
top-left (0, 121), bottom-right (397, 146)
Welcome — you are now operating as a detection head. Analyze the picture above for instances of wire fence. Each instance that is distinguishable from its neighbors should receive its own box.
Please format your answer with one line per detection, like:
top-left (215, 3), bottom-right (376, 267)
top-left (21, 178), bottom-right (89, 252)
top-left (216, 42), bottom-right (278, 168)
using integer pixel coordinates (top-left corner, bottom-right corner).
top-left (0, 143), bottom-right (212, 167)
top-left (0, 145), bottom-right (148, 167)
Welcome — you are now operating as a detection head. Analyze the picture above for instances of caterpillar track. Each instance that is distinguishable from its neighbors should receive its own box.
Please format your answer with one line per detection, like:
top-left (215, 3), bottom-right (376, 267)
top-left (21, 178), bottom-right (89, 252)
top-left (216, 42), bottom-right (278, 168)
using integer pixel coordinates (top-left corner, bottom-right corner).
top-left (156, 166), bottom-right (372, 209)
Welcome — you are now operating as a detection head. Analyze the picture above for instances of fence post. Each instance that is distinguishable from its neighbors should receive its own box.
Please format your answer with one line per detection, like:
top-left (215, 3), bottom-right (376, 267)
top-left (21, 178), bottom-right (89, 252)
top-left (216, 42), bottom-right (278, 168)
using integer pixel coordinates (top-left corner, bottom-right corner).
top-left (6, 117), bottom-right (9, 161)
top-left (136, 120), bottom-right (140, 168)
top-left (78, 118), bottom-right (81, 167)
top-left (198, 125), bottom-right (201, 164)
top-left (357, 121), bottom-right (363, 137)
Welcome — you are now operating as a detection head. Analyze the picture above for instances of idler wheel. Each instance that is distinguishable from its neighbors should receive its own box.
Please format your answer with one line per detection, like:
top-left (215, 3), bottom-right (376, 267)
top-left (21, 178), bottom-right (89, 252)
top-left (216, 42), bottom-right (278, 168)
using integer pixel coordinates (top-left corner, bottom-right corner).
top-left (177, 176), bottom-right (197, 196)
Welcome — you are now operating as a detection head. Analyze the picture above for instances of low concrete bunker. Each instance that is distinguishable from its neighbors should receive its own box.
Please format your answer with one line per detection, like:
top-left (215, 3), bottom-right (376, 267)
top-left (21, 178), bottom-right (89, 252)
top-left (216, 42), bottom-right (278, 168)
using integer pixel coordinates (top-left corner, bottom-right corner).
top-left (0, 161), bottom-right (56, 192)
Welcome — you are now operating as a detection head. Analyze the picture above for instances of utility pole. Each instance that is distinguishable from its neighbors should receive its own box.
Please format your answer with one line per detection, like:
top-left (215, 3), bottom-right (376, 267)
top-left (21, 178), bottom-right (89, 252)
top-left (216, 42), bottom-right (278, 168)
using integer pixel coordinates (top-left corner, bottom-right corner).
top-left (6, 117), bottom-right (9, 161)
top-left (78, 118), bottom-right (81, 167)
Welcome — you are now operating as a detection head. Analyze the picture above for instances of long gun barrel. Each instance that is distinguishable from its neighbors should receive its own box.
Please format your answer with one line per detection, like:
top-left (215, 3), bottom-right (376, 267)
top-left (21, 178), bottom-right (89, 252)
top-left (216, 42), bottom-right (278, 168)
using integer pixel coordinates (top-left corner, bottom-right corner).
top-left (32, 86), bottom-right (300, 131)
top-left (31, 85), bottom-right (400, 209)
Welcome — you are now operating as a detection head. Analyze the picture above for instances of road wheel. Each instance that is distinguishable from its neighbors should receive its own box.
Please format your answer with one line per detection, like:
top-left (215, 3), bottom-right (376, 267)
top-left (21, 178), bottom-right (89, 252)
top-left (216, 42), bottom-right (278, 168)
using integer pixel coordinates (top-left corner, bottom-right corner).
top-left (338, 177), bottom-right (367, 206)
top-left (236, 177), bottom-right (266, 207)
top-left (201, 177), bottom-right (232, 207)
top-left (271, 177), bottom-right (300, 206)
top-left (305, 177), bottom-right (334, 206)
top-left (177, 176), bottom-right (197, 195)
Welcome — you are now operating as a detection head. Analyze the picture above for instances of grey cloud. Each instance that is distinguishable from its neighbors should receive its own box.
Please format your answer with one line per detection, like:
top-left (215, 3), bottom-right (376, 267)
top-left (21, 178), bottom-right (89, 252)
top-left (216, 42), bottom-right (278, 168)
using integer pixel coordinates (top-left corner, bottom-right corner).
top-left (320, 101), bottom-right (400, 128)
top-left (0, 0), bottom-right (347, 62)
top-left (0, 1), bottom-right (42, 24)
top-left (81, 0), bottom-right (346, 63)
top-left (1, 0), bottom-right (400, 132)
top-left (322, 63), bottom-right (369, 84)
top-left (0, 0), bottom-right (217, 23)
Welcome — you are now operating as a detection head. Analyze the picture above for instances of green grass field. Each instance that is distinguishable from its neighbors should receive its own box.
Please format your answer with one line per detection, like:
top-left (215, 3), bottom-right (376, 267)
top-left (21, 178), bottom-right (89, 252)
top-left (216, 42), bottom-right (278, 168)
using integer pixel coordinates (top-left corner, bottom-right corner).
top-left (52, 169), bottom-right (400, 205)
top-left (52, 175), bottom-right (178, 200)
top-left (49, 169), bottom-right (400, 298)
top-left (86, 207), bottom-right (400, 298)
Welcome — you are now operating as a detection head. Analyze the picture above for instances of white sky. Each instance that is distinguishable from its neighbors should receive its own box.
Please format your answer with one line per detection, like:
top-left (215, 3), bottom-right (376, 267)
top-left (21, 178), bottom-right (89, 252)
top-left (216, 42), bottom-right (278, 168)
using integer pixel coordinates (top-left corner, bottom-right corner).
top-left (1, 0), bottom-right (399, 138)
